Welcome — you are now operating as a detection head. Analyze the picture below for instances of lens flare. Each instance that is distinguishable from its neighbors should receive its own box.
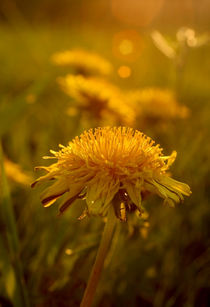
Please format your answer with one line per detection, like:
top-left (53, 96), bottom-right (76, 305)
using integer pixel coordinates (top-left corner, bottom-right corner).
top-left (118, 65), bottom-right (131, 78)
top-left (119, 40), bottom-right (134, 55)
top-left (112, 30), bottom-right (143, 62)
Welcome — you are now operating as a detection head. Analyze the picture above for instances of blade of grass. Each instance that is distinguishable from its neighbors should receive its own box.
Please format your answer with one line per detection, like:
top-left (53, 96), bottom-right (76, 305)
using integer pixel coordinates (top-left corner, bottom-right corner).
top-left (0, 142), bottom-right (30, 307)
top-left (0, 235), bottom-right (19, 305)
top-left (0, 77), bottom-right (51, 138)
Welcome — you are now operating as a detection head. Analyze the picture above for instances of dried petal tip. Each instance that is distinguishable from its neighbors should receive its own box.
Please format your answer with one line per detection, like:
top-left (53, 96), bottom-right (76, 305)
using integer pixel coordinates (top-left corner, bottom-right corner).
top-left (32, 127), bottom-right (191, 220)
top-left (31, 181), bottom-right (38, 188)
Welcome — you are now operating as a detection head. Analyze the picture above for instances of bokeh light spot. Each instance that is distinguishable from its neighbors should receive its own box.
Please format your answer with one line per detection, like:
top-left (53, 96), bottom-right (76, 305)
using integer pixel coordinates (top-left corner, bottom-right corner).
top-left (112, 30), bottom-right (143, 62)
top-left (65, 248), bottom-right (73, 255)
top-left (119, 39), bottom-right (133, 55)
top-left (118, 65), bottom-right (131, 78)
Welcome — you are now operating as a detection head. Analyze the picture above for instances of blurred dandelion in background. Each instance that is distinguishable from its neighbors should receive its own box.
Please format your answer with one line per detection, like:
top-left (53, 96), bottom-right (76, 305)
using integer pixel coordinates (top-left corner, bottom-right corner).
top-left (51, 49), bottom-right (113, 76)
top-left (2, 158), bottom-right (32, 186)
top-left (58, 74), bottom-right (135, 126)
top-left (129, 87), bottom-right (190, 129)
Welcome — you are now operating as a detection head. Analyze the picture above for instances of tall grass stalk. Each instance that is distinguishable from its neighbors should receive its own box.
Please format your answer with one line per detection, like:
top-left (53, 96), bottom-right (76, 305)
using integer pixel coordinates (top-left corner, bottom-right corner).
top-left (0, 142), bottom-right (30, 307)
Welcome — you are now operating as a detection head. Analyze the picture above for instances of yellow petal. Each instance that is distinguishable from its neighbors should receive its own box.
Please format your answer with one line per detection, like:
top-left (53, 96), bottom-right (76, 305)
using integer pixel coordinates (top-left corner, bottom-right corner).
top-left (158, 176), bottom-right (191, 196)
top-left (124, 181), bottom-right (142, 210)
top-left (58, 183), bottom-right (85, 214)
top-left (40, 179), bottom-right (68, 207)
top-left (31, 171), bottom-right (57, 188)
top-left (161, 150), bottom-right (177, 170)
top-left (86, 178), bottom-right (119, 215)
top-left (146, 175), bottom-right (191, 206)
top-left (151, 179), bottom-right (182, 203)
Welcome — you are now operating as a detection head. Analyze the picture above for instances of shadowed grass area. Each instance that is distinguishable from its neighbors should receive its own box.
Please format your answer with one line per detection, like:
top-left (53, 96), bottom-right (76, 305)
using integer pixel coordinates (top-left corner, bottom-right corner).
top-left (0, 143), bottom-right (30, 307)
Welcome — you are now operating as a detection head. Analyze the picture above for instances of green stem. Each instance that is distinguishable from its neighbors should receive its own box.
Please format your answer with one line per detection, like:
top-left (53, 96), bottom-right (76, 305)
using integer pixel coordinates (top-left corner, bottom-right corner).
top-left (0, 143), bottom-right (30, 307)
top-left (80, 207), bottom-right (116, 307)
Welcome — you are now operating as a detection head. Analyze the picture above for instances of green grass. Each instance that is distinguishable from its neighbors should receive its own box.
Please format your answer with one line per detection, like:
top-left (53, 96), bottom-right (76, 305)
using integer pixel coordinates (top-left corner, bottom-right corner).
top-left (0, 24), bottom-right (210, 307)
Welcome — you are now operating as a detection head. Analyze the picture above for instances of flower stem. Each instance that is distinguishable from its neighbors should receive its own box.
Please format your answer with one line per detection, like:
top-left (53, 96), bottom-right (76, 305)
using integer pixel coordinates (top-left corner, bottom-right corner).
top-left (80, 207), bottom-right (116, 307)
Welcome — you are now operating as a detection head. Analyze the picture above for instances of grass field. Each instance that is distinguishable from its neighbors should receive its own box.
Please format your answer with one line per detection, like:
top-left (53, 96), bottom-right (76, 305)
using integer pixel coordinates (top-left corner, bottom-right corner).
top-left (0, 19), bottom-right (210, 307)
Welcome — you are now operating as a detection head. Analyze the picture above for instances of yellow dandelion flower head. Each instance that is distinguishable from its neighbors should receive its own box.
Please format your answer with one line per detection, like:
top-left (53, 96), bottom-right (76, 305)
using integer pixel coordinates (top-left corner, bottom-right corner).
top-left (32, 127), bottom-right (191, 221)
top-left (129, 88), bottom-right (190, 120)
top-left (58, 75), bottom-right (135, 126)
top-left (51, 49), bottom-right (113, 76)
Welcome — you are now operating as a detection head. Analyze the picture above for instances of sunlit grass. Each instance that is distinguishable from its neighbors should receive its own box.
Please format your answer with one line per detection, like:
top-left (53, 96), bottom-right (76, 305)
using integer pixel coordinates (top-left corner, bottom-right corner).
top-left (0, 23), bottom-right (209, 307)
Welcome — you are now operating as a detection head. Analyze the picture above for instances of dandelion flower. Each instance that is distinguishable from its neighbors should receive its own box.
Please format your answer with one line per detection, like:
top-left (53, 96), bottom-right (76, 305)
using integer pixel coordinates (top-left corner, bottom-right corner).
top-left (32, 127), bottom-right (191, 220)
top-left (129, 87), bottom-right (189, 121)
top-left (51, 49), bottom-right (113, 76)
top-left (58, 75), bottom-right (135, 126)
